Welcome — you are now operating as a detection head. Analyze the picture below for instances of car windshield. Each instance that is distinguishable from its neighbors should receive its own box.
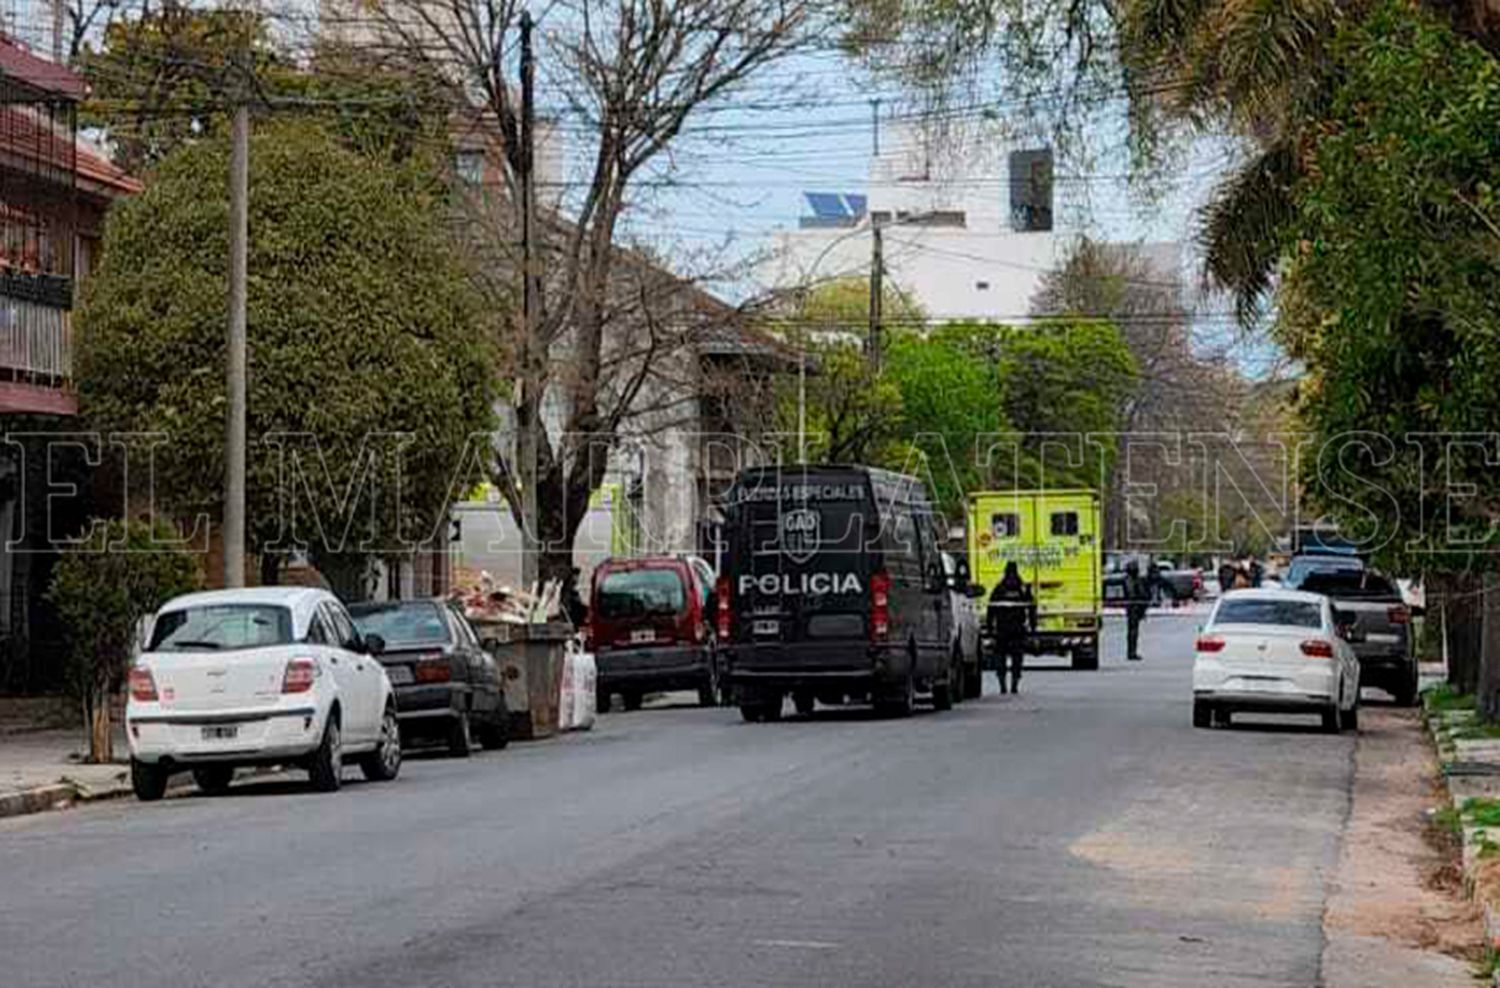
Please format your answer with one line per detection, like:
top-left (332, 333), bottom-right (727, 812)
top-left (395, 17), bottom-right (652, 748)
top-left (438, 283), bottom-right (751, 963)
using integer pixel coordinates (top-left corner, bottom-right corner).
top-left (1298, 571), bottom-right (1400, 600)
top-left (149, 604), bottom-right (294, 651)
top-left (349, 601), bottom-right (451, 646)
top-left (1212, 598), bottom-right (1324, 629)
top-left (596, 569), bottom-right (686, 620)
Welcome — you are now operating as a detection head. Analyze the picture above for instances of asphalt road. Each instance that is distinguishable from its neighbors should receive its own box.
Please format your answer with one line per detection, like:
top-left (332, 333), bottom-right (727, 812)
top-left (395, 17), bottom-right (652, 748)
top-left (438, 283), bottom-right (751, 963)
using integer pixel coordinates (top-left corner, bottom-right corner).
top-left (0, 612), bottom-right (1359, 988)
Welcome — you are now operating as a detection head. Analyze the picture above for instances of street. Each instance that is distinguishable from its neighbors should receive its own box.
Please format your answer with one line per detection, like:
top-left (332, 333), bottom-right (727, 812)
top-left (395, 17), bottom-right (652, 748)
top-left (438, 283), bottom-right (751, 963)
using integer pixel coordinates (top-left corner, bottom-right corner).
top-left (0, 611), bottom-right (1369, 988)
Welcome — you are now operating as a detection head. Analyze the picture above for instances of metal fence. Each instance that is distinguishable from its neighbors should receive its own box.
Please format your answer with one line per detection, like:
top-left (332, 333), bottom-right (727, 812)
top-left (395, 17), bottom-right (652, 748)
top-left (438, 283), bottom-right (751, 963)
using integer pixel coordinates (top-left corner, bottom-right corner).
top-left (0, 295), bottom-right (66, 379)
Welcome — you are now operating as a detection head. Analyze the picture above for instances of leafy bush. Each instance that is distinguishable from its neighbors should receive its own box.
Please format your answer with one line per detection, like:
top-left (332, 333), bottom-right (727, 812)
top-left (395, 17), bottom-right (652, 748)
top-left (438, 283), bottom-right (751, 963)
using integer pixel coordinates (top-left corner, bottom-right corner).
top-left (47, 519), bottom-right (201, 762)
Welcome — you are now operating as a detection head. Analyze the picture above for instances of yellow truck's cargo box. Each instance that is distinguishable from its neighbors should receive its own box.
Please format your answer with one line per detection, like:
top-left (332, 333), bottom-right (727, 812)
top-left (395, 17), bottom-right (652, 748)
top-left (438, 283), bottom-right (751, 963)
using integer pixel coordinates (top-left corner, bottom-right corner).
top-left (966, 489), bottom-right (1102, 670)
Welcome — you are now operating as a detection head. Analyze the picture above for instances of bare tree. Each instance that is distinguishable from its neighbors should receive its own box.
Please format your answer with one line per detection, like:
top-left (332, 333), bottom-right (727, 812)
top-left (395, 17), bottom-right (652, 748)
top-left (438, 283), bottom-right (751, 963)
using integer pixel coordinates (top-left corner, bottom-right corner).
top-left (317, 0), bottom-right (812, 582)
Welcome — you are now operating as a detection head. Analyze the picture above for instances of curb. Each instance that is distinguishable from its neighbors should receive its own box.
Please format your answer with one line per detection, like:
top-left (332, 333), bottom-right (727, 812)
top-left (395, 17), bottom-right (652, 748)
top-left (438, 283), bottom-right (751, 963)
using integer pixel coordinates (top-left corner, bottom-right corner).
top-left (1423, 705), bottom-right (1500, 985)
top-left (0, 783), bottom-right (80, 819)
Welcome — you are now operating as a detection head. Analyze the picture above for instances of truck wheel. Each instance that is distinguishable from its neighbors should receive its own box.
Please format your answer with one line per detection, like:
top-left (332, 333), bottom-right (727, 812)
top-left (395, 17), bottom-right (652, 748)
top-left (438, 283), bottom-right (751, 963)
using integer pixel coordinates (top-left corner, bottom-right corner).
top-left (761, 693), bottom-right (784, 722)
top-left (793, 690), bottom-right (815, 716)
top-left (1072, 639), bottom-right (1099, 671)
top-left (739, 703), bottom-right (763, 723)
top-left (132, 759), bottom-right (170, 801)
top-left (876, 670), bottom-right (915, 718)
top-left (1393, 665), bottom-right (1419, 707)
top-left (932, 658), bottom-right (955, 712)
top-left (622, 691), bottom-right (643, 712)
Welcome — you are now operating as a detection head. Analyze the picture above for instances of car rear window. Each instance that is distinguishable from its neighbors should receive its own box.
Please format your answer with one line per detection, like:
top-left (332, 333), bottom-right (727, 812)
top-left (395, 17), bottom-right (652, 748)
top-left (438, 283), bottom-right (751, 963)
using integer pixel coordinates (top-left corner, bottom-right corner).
top-left (1284, 555), bottom-right (1364, 589)
top-left (1297, 571), bottom-right (1399, 600)
top-left (149, 605), bottom-right (294, 651)
top-left (596, 569), bottom-right (687, 620)
top-left (1212, 599), bottom-right (1323, 629)
top-left (349, 602), bottom-right (452, 646)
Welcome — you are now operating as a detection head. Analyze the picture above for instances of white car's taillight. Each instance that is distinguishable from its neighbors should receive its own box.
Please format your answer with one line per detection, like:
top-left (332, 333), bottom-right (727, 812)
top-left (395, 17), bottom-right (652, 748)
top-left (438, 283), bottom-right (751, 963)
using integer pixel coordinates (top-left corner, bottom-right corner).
top-left (1300, 639), bottom-right (1335, 658)
top-left (128, 666), bottom-right (157, 702)
top-left (1194, 635), bottom-right (1225, 653)
top-left (281, 658), bottom-right (318, 694)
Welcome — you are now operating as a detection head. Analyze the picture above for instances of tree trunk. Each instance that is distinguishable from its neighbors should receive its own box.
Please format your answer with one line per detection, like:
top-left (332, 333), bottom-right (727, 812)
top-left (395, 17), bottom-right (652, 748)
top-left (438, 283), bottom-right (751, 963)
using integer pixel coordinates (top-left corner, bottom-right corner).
top-left (87, 684), bottom-right (112, 764)
top-left (1482, 571), bottom-right (1500, 721)
top-left (1443, 571), bottom-right (1484, 694)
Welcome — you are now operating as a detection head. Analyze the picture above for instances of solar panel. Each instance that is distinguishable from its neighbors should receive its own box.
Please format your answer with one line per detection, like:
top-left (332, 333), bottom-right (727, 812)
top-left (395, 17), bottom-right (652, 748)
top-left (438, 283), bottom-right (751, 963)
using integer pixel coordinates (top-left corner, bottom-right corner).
top-left (804, 192), bottom-right (850, 219)
top-left (843, 194), bottom-right (868, 217)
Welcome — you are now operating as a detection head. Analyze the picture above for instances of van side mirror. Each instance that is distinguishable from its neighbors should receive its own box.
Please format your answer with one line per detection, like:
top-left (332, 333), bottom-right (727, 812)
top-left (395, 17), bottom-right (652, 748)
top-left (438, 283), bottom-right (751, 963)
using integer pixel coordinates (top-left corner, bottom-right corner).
top-left (363, 633), bottom-right (386, 657)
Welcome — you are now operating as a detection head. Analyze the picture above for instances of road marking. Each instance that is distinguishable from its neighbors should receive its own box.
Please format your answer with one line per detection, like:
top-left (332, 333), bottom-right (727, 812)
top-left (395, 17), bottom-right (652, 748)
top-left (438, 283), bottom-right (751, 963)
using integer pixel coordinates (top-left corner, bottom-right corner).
top-left (753, 939), bottom-right (840, 950)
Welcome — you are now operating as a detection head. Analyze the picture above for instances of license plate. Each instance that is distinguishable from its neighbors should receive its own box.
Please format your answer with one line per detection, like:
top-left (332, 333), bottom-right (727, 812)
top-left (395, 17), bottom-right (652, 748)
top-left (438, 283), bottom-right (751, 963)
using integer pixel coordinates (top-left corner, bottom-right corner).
top-left (387, 665), bottom-right (414, 685)
top-left (631, 629), bottom-right (656, 644)
top-left (752, 619), bottom-right (779, 636)
top-left (1367, 632), bottom-right (1401, 644)
top-left (201, 725), bottom-right (238, 741)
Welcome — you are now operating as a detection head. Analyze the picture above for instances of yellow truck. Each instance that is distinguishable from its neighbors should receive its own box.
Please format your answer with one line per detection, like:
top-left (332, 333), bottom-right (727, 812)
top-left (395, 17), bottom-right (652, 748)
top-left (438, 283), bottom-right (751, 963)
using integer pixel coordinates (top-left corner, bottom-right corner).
top-left (966, 489), bottom-right (1102, 670)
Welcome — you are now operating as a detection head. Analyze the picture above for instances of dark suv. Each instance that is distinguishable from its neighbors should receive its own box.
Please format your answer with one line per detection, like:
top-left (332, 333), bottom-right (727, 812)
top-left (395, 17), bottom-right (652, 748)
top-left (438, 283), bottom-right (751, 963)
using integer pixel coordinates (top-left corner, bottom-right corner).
top-left (717, 464), bottom-right (968, 720)
top-left (589, 556), bottom-right (719, 711)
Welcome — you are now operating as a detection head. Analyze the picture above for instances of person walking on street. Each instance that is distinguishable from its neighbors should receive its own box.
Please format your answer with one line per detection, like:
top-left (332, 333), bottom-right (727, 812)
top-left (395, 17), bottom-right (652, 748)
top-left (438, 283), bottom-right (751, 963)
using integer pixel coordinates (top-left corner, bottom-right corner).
top-left (987, 561), bottom-right (1034, 694)
top-left (1123, 560), bottom-right (1150, 662)
top-left (1247, 554), bottom-right (1264, 588)
top-left (1217, 560), bottom-right (1236, 600)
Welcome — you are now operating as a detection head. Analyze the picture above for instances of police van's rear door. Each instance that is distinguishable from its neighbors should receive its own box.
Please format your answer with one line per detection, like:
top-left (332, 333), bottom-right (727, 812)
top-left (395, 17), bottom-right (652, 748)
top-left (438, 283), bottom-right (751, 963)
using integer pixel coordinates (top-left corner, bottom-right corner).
top-left (733, 471), bottom-right (874, 651)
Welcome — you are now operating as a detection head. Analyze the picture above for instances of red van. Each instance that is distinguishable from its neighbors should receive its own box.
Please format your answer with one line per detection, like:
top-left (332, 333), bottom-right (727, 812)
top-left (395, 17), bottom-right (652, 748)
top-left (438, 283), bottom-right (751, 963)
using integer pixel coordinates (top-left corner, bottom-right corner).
top-left (588, 556), bottom-right (720, 712)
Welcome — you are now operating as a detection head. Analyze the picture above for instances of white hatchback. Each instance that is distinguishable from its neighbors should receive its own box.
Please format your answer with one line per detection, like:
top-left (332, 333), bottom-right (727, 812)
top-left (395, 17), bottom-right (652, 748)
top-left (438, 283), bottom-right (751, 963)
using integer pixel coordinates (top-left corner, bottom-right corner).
top-left (126, 587), bottom-right (402, 800)
top-left (1192, 588), bottom-right (1362, 733)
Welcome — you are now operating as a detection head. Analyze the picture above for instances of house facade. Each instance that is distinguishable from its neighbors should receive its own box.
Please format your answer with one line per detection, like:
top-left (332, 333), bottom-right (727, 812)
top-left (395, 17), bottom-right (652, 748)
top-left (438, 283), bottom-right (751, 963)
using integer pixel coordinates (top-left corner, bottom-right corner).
top-left (0, 36), bottom-right (140, 690)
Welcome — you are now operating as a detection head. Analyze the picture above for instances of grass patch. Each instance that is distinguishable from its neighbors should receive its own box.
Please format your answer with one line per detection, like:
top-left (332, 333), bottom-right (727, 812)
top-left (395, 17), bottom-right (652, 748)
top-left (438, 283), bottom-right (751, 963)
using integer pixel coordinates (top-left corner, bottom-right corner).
top-left (1449, 721), bottom-right (1500, 740)
top-left (1463, 798), bottom-right (1500, 828)
top-left (1478, 946), bottom-right (1500, 981)
top-left (1434, 804), bottom-right (1464, 838)
top-left (1425, 683), bottom-right (1477, 713)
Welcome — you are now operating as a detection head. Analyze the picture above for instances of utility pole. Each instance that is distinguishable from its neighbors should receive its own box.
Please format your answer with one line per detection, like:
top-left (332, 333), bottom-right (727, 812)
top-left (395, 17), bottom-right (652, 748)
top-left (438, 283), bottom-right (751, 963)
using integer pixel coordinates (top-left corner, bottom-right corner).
top-left (870, 98), bottom-right (881, 156)
top-left (868, 221), bottom-right (884, 371)
top-left (223, 88), bottom-right (250, 588)
top-left (518, 9), bottom-right (540, 590)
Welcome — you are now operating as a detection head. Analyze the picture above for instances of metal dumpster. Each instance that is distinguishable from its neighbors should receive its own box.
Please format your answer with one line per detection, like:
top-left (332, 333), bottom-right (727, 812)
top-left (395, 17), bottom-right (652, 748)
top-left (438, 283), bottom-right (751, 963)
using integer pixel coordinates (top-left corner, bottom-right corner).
top-left (474, 620), bottom-right (573, 740)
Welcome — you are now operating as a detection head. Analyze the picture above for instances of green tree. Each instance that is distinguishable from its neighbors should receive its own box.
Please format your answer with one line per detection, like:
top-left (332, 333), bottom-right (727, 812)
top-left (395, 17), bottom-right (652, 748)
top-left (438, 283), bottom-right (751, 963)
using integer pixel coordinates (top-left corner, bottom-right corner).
top-left (47, 519), bottom-right (201, 763)
top-left (75, 120), bottom-right (498, 585)
top-left (1272, 0), bottom-right (1500, 694)
top-left (79, 6), bottom-right (452, 174)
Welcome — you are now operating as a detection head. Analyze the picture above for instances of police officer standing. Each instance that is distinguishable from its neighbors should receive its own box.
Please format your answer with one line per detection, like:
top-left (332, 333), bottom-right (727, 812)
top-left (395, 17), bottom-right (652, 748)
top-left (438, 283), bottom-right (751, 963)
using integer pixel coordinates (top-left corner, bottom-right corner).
top-left (1123, 560), bottom-right (1150, 662)
top-left (987, 561), bottom-right (1034, 694)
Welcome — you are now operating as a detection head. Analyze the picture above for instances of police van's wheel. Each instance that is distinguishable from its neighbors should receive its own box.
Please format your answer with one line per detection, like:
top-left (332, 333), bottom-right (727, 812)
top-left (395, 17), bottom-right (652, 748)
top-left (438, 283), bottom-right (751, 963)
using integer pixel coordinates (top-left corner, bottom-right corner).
top-left (761, 693), bottom-right (784, 722)
top-left (739, 703), bottom-right (762, 723)
top-left (876, 669), bottom-right (915, 718)
top-left (963, 660), bottom-right (983, 700)
top-left (932, 656), bottom-right (956, 712)
top-left (1072, 638), bottom-right (1099, 671)
top-left (793, 690), bottom-right (815, 716)
top-left (950, 661), bottom-right (966, 706)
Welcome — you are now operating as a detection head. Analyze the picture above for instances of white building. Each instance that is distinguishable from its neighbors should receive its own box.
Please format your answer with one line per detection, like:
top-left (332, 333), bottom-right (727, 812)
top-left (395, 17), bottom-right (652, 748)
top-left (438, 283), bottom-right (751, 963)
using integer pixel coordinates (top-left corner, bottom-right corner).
top-left (759, 119), bottom-right (1081, 322)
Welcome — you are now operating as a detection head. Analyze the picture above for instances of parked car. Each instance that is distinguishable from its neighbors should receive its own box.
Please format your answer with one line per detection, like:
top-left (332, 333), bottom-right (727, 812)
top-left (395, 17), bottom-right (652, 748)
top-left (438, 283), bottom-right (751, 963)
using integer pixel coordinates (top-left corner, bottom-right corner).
top-left (589, 555), bottom-right (719, 712)
top-left (718, 464), bottom-right (971, 719)
top-left (940, 550), bottom-right (983, 700)
top-left (1192, 588), bottom-right (1362, 732)
top-left (126, 587), bottom-right (401, 800)
top-left (348, 599), bottom-right (509, 756)
top-left (1298, 570), bottom-right (1419, 706)
top-left (1283, 552), bottom-right (1365, 590)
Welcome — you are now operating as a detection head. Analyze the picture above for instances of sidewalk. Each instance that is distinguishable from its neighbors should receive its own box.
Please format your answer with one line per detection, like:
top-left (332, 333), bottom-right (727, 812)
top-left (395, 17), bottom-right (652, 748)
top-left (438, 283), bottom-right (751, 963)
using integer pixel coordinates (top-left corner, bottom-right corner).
top-left (0, 723), bottom-right (137, 819)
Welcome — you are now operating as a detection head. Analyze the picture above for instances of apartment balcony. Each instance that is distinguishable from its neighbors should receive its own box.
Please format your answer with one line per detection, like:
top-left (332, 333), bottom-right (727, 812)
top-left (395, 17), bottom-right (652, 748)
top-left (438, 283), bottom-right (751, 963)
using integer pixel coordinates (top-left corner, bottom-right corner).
top-left (0, 290), bottom-right (73, 414)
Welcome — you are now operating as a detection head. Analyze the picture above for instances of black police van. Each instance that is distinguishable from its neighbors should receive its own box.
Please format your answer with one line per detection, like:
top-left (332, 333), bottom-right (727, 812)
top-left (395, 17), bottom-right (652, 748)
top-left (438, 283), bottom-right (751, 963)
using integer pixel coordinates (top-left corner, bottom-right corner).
top-left (714, 464), bottom-right (973, 720)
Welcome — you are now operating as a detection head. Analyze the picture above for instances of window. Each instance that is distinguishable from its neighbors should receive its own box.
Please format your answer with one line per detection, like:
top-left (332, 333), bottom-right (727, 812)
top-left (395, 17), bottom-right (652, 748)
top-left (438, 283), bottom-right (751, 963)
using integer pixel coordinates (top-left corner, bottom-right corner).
top-left (322, 603), bottom-right (360, 650)
top-left (349, 601), bottom-right (452, 646)
top-left (1213, 599), bottom-right (1324, 629)
top-left (596, 569), bottom-right (687, 620)
top-left (454, 149), bottom-right (485, 186)
top-left (1050, 511), bottom-right (1079, 536)
top-left (149, 605), bottom-right (293, 651)
top-left (975, 280), bottom-right (990, 291)
top-left (991, 513), bottom-right (1020, 538)
top-left (1009, 148), bottom-right (1054, 232)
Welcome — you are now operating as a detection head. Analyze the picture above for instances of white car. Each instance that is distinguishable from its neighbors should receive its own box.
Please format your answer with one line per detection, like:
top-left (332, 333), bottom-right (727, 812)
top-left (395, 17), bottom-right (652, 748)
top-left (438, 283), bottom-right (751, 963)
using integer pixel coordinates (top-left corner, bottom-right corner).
top-left (1192, 588), bottom-right (1361, 732)
top-left (126, 587), bottom-right (402, 800)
